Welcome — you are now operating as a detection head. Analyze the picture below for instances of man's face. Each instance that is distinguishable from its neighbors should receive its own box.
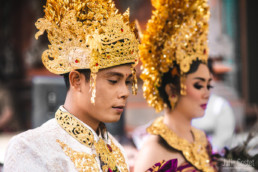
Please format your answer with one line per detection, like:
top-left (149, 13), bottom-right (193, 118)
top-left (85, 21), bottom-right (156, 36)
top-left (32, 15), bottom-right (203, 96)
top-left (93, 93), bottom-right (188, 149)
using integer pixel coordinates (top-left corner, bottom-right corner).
top-left (77, 64), bottom-right (133, 125)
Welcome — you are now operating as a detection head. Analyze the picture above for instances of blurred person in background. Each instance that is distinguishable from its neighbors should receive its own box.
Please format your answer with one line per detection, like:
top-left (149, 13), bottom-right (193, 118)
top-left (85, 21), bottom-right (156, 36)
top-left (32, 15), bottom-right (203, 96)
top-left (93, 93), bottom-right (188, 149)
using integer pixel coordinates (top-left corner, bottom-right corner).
top-left (0, 85), bottom-right (15, 132)
top-left (4, 0), bottom-right (139, 171)
top-left (206, 57), bottom-right (244, 133)
top-left (134, 0), bottom-right (218, 171)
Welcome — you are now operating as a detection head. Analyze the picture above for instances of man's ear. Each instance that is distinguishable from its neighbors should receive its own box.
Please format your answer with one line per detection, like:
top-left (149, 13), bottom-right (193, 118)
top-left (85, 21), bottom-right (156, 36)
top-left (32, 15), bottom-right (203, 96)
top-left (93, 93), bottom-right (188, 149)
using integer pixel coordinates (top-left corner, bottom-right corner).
top-left (69, 71), bottom-right (82, 91)
top-left (165, 83), bottom-right (178, 97)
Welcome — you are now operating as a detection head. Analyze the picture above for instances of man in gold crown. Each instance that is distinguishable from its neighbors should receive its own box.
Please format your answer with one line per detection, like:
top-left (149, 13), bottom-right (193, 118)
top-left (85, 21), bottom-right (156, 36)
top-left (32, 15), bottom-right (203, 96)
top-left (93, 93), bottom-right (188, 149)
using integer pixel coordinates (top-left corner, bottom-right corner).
top-left (134, 0), bottom-right (218, 171)
top-left (4, 0), bottom-right (139, 171)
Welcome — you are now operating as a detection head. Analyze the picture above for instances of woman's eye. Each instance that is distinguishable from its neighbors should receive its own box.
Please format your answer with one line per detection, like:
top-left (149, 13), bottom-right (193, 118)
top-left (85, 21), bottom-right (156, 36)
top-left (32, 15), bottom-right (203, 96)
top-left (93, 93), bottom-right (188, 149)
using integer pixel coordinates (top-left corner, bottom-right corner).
top-left (207, 85), bottom-right (214, 90)
top-left (108, 80), bottom-right (117, 84)
top-left (194, 83), bottom-right (203, 90)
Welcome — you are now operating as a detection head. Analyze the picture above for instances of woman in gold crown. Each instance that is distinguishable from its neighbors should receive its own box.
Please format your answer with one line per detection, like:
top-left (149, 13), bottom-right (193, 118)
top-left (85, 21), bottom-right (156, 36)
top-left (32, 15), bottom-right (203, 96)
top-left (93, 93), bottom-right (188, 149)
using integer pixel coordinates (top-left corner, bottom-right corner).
top-left (134, 0), bottom-right (218, 171)
top-left (4, 0), bottom-right (139, 171)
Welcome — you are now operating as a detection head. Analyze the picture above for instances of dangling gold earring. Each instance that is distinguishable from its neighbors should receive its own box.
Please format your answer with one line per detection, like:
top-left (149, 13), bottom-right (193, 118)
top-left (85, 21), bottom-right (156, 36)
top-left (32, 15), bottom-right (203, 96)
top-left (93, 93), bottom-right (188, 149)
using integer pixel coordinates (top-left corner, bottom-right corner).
top-left (180, 75), bottom-right (187, 95)
top-left (169, 95), bottom-right (178, 110)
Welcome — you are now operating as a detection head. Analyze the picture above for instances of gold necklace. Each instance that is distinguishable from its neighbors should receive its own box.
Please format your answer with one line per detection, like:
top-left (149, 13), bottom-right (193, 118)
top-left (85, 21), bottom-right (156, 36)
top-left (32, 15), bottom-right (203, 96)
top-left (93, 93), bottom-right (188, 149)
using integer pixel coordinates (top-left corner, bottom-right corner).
top-left (147, 116), bottom-right (215, 172)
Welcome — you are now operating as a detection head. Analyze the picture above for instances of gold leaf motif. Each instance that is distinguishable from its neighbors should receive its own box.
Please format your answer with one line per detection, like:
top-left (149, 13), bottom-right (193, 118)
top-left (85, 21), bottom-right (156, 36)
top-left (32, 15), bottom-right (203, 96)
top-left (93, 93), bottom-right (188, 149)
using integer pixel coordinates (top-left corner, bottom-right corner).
top-left (57, 140), bottom-right (99, 172)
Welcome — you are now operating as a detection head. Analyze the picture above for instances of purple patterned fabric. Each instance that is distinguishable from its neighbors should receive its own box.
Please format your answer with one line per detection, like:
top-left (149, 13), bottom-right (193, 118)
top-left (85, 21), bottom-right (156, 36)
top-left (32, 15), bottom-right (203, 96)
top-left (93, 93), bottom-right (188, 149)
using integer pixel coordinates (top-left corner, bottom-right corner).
top-left (147, 159), bottom-right (178, 172)
top-left (159, 159), bottom-right (178, 172)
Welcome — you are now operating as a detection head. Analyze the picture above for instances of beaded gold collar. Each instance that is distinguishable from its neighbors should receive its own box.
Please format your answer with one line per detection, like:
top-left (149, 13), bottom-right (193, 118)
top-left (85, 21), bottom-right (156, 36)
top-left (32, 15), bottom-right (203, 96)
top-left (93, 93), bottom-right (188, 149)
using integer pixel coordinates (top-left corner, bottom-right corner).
top-left (55, 108), bottom-right (128, 172)
top-left (147, 117), bottom-right (215, 172)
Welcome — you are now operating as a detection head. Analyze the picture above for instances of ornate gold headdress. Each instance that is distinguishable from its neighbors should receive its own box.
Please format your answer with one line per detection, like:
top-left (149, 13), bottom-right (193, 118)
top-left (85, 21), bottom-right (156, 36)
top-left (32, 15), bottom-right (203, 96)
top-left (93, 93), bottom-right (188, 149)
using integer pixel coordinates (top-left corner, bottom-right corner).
top-left (140, 0), bottom-right (210, 112)
top-left (35, 0), bottom-right (139, 103)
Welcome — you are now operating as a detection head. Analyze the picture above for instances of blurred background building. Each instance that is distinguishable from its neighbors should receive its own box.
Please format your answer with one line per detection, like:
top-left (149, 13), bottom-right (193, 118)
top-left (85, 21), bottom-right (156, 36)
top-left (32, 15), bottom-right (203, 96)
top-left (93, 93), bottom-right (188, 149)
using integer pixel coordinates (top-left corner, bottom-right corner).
top-left (0, 0), bottom-right (257, 170)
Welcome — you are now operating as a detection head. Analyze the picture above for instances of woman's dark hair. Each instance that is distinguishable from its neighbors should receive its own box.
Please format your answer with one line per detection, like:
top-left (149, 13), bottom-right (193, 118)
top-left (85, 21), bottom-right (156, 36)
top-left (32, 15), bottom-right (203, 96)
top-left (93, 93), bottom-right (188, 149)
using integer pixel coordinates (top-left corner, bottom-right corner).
top-left (62, 69), bottom-right (91, 90)
top-left (158, 59), bottom-right (205, 109)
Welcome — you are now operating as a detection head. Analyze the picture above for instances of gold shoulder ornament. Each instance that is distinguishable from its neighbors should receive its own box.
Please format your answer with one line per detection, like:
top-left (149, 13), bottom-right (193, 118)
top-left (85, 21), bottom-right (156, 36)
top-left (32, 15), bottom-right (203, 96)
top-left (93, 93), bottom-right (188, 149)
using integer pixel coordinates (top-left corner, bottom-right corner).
top-left (147, 117), bottom-right (215, 172)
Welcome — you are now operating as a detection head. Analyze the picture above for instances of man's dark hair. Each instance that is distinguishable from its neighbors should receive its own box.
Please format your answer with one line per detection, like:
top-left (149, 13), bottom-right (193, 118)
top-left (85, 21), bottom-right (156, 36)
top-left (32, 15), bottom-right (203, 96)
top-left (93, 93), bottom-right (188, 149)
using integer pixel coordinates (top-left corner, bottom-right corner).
top-left (62, 69), bottom-right (91, 90)
top-left (158, 59), bottom-right (205, 109)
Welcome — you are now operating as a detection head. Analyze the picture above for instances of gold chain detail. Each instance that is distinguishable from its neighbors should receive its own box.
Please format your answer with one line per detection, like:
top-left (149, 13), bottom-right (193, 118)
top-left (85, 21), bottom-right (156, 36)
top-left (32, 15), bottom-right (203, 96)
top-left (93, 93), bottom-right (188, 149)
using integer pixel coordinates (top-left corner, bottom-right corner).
top-left (111, 141), bottom-right (129, 172)
top-left (147, 117), bottom-right (215, 172)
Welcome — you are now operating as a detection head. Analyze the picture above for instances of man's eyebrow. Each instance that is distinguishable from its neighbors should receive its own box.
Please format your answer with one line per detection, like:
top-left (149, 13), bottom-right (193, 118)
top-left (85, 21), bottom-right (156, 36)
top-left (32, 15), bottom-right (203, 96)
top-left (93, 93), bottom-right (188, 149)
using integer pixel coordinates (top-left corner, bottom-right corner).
top-left (126, 74), bottom-right (133, 79)
top-left (105, 72), bottom-right (124, 78)
top-left (105, 72), bottom-right (133, 79)
top-left (193, 77), bottom-right (212, 82)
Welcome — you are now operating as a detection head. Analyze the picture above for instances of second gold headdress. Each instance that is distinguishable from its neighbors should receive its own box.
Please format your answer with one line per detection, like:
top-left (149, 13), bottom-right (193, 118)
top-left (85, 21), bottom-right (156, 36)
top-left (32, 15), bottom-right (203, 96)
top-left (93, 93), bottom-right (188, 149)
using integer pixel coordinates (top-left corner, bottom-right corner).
top-left (35, 0), bottom-right (139, 103)
top-left (140, 0), bottom-right (210, 112)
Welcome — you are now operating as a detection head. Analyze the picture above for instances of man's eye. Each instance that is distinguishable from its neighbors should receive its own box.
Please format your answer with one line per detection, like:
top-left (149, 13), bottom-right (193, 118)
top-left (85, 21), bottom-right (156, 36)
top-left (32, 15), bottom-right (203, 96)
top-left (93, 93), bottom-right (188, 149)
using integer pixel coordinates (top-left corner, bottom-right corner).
top-left (207, 85), bottom-right (214, 90)
top-left (126, 80), bottom-right (132, 85)
top-left (194, 83), bottom-right (203, 90)
top-left (108, 80), bottom-right (117, 84)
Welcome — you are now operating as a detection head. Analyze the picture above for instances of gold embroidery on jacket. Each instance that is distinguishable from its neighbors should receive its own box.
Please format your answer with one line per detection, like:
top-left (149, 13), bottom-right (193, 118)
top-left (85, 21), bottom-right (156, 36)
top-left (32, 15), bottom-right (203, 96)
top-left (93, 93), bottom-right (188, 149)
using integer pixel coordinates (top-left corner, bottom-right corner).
top-left (57, 139), bottom-right (99, 172)
top-left (55, 108), bottom-right (128, 171)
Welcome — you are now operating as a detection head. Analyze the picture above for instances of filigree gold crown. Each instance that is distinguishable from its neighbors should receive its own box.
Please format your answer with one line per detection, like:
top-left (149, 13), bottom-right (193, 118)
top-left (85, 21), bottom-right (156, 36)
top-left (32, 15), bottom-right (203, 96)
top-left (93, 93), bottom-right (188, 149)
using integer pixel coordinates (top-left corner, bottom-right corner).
top-left (140, 0), bottom-right (210, 112)
top-left (35, 0), bottom-right (139, 103)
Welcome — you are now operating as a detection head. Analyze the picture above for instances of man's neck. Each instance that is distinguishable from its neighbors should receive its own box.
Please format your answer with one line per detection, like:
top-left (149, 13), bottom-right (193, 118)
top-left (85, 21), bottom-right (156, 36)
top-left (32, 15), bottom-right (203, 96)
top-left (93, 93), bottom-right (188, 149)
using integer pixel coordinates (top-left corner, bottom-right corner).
top-left (62, 104), bottom-right (100, 132)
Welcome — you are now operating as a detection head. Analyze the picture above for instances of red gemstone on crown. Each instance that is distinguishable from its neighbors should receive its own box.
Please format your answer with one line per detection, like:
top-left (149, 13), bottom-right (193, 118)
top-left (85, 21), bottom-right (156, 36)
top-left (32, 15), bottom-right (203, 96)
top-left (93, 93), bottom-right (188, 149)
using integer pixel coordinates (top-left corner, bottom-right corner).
top-left (75, 59), bottom-right (79, 63)
top-left (203, 49), bottom-right (206, 54)
top-left (121, 28), bottom-right (124, 32)
top-left (96, 63), bottom-right (98, 66)
top-left (107, 144), bottom-right (112, 152)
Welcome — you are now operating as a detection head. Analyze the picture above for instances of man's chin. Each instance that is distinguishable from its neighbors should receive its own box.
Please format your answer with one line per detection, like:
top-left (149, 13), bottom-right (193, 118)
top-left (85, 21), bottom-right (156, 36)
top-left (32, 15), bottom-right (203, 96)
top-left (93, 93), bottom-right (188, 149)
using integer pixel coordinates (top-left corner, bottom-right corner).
top-left (103, 114), bottom-right (122, 123)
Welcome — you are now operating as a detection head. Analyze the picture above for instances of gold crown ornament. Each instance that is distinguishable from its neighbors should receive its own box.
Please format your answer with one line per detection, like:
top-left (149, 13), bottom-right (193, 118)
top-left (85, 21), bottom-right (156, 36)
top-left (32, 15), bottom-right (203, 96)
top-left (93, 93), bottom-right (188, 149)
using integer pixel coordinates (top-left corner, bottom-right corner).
top-left (140, 0), bottom-right (210, 112)
top-left (35, 0), bottom-right (139, 103)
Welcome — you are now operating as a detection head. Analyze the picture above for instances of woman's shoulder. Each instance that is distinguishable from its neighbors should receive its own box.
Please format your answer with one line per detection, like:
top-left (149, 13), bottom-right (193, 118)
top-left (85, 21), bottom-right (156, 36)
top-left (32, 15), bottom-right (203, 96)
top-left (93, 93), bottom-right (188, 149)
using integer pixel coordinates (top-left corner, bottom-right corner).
top-left (134, 135), bottom-right (164, 172)
top-left (137, 135), bottom-right (163, 157)
top-left (134, 135), bottom-right (181, 172)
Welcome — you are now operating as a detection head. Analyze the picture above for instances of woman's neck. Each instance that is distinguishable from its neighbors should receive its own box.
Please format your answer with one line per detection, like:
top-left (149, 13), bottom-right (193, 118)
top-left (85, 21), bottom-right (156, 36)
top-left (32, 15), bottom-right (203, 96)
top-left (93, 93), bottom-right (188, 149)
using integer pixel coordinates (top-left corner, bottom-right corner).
top-left (164, 108), bottom-right (194, 143)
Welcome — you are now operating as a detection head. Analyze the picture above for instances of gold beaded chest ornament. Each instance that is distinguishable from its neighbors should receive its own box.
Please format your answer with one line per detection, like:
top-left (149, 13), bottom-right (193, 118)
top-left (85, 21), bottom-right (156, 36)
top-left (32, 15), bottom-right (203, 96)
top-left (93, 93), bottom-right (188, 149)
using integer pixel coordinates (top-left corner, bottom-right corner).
top-left (140, 0), bottom-right (210, 112)
top-left (35, 0), bottom-right (139, 103)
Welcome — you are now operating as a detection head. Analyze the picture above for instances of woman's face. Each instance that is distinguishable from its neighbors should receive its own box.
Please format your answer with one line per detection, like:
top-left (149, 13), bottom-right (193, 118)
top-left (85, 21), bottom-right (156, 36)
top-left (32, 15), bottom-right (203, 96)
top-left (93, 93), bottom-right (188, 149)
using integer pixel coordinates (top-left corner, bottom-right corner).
top-left (175, 64), bottom-right (212, 119)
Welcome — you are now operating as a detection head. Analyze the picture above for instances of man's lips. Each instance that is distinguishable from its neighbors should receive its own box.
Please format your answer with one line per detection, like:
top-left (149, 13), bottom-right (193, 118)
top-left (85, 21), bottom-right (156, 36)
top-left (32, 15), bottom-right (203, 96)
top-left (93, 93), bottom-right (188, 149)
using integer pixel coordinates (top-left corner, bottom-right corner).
top-left (200, 104), bottom-right (207, 110)
top-left (112, 106), bottom-right (125, 113)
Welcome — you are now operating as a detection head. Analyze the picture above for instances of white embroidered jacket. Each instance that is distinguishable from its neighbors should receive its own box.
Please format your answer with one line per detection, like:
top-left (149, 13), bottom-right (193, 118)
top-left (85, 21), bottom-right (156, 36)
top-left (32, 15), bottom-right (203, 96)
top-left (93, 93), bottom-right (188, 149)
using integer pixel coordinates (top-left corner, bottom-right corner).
top-left (4, 106), bottom-right (129, 172)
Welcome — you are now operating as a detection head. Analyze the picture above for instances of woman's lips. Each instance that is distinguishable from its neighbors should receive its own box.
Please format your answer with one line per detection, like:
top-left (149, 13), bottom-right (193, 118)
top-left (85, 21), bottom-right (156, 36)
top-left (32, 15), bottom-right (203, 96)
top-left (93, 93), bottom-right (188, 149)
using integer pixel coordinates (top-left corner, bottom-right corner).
top-left (200, 104), bottom-right (207, 110)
